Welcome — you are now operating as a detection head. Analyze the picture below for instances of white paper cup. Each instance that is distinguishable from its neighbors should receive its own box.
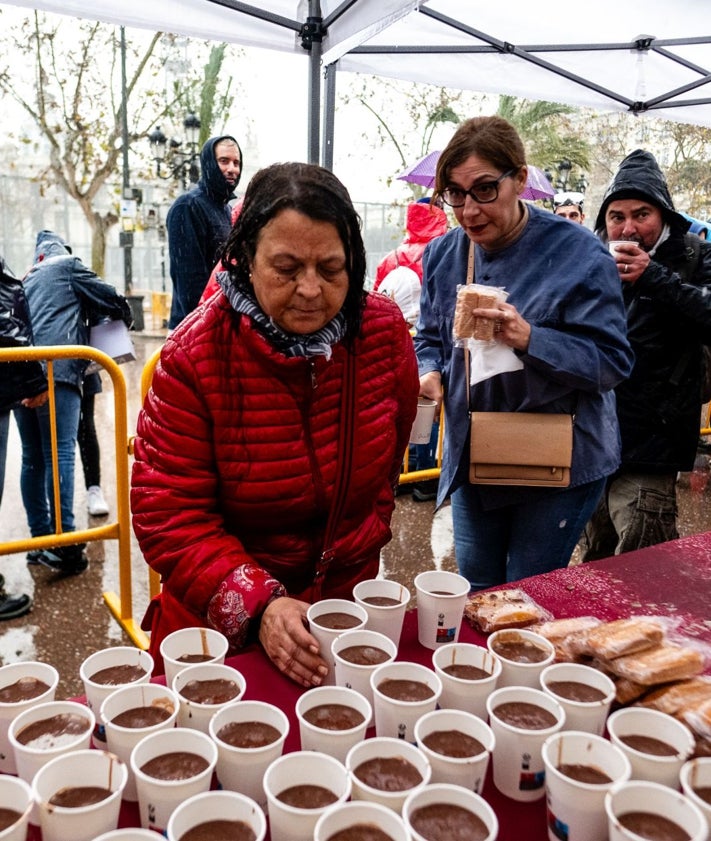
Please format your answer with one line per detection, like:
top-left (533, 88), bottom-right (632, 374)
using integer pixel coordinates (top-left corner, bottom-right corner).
top-left (130, 727), bottom-right (218, 834)
top-left (32, 749), bottom-right (128, 841)
top-left (345, 736), bottom-right (431, 813)
top-left (100, 683), bottom-right (180, 802)
top-left (92, 831), bottom-right (165, 840)
top-left (681, 758), bottom-right (711, 833)
top-left (605, 779), bottom-right (708, 841)
top-left (0, 775), bottom-right (33, 841)
top-left (314, 799), bottom-right (410, 841)
top-left (432, 642), bottom-right (502, 720)
top-left (370, 660), bottom-right (442, 742)
top-left (306, 599), bottom-right (368, 685)
top-left (414, 708), bottom-right (495, 794)
top-left (171, 662), bottom-right (246, 732)
top-left (0, 661), bottom-right (59, 774)
top-left (352, 579), bottom-right (411, 647)
top-left (414, 570), bottom-right (469, 650)
top-left (487, 628), bottom-right (555, 689)
top-left (159, 627), bottom-right (229, 688)
top-left (539, 661), bottom-right (616, 735)
top-left (410, 397), bottom-right (437, 445)
top-left (607, 706), bottom-right (695, 789)
top-left (80, 647), bottom-right (154, 748)
top-left (403, 782), bottom-right (498, 841)
top-left (542, 730), bottom-right (632, 841)
top-left (9, 699), bottom-right (94, 785)
top-left (209, 700), bottom-right (289, 807)
top-left (296, 685), bottom-right (372, 763)
top-left (486, 685), bottom-right (565, 802)
top-left (608, 240), bottom-right (632, 255)
top-left (332, 629), bottom-right (397, 723)
top-left (166, 789), bottom-right (266, 841)
top-left (263, 750), bottom-right (351, 841)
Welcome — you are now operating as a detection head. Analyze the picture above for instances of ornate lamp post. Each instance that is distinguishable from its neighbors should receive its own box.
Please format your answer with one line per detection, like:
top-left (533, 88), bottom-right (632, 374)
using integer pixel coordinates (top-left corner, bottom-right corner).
top-left (148, 113), bottom-right (202, 190)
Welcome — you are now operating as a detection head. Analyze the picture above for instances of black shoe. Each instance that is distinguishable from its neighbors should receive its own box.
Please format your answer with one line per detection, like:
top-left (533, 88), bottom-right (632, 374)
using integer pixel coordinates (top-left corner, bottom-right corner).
top-left (33, 544), bottom-right (88, 576)
top-left (26, 549), bottom-right (45, 565)
top-left (412, 479), bottom-right (439, 502)
top-left (0, 592), bottom-right (32, 620)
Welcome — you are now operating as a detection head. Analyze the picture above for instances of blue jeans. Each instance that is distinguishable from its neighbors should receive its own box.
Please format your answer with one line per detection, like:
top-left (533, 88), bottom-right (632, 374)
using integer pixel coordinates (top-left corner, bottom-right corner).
top-left (451, 478), bottom-right (606, 590)
top-left (0, 411), bottom-right (8, 509)
top-left (13, 384), bottom-right (81, 536)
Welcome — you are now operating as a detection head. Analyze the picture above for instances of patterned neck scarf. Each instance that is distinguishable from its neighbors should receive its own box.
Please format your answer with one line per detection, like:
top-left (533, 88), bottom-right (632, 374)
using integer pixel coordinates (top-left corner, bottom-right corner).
top-left (217, 271), bottom-right (346, 360)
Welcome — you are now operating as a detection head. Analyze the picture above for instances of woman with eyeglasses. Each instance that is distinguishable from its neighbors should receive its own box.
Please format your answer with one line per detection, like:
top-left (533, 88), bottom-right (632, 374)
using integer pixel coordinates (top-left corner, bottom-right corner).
top-left (414, 116), bottom-right (634, 590)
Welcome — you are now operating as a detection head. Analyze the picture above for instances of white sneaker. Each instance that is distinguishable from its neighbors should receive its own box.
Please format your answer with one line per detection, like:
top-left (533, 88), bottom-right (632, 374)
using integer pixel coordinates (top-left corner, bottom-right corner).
top-left (87, 485), bottom-right (109, 517)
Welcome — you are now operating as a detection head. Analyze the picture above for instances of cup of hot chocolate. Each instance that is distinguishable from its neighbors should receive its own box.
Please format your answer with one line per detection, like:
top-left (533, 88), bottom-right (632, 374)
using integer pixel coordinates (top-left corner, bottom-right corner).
top-left (539, 661), bottom-right (616, 736)
top-left (486, 685), bottom-right (565, 802)
top-left (0, 774), bottom-right (33, 841)
top-left (414, 708), bottom-right (495, 794)
top-left (414, 570), bottom-right (470, 650)
top-left (166, 789), bottom-right (266, 841)
top-left (99, 683), bottom-right (180, 801)
top-left (345, 736), bottom-right (431, 813)
top-left (432, 642), bottom-right (502, 720)
top-left (171, 662), bottom-right (246, 732)
top-left (0, 660), bottom-right (59, 774)
top-left (487, 628), bottom-right (555, 689)
top-left (352, 578), bottom-right (411, 647)
top-left (306, 599), bottom-right (369, 685)
top-left (209, 699), bottom-right (290, 807)
top-left (402, 782), bottom-right (499, 841)
top-left (9, 699), bottom-right (95, 785)
top-left (295, 685), bottom-right (372, 763)
top-left (263, 750), bottom-right (351, 841)
top-left (159, 627), bottom-right (229, 688)
top-left (605, 779), bottom-right (708, 841)
top-left (313, 799), bottom-right (410, 841)
top-left (332, 628), bottom-right (397, 723)
top-left (680, 758), bottom-right (711, 833)
top-left (542, 730), bottom-right (632, 841)
top-left (130, 726), bottom-right (218, 834)
top-left (607, 706), bottom-right (695, 789)
top-left (370, 660), bottom-right (442, 742)
top-left (31, 748), bottom-right (128, 841)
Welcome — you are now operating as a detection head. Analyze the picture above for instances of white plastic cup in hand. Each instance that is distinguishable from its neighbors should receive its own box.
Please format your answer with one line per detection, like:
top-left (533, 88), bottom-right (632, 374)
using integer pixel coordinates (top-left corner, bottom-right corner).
top-left (166, 790), bottom-right (266, 841)
top-left (352, 579), bottom-right (411, 647)
top-left (681, 758), bottom-right (711, 832)
top-left (100, 683), bottom-right (180, 802)
top-left (539, 661), bottom-right (616, 735)
top-left (0, 774), bottom-right (33, 841)
top-left (332, 629), bottom-right (397, 723)
top-left (608, 240), bottom-right (633, 255)
top-left (295, 685), bottom-right (371, 763)
top-left (542, 730), bottom-right (632, 841)
top-left (403, 782), bottom-right (498, 841)
top-left (32, 749), bottom-right (128, 841)
top-left (9, 699), bottom-right (94, 785)
top-left (432, 642), bottom-right (502, 720)
top-left (171, 662), bottom-right (246, 732)
top-left (370, 660), bottom-right (442, 742)
top-left (410, 397), bottom-right (437, 445)
top-left (306, 599), bottom-right (368, 685)
top-left (0, 661), bottom-right (59, 774)
top-left (607, 706), bottom-right (695, 789)
top-left (130, 727), bottom-right (217, 835)
top-left (605, 779), bottom-right (708, 841)
top-left (209, 700), bottom-right (289, 807)
top-left (314, 799), bottom-right (410, 841)
top-left (487, 628), bottom-right (555, 688)
top-left (159, 627), bottom-right (229, 688)
top-left (414, 570), bottom-right (469, 650)
top-left (263, 750), bottom-right (351, 841)
top-left (486, 685), bottom-right (565, 802)
top-left (414, 708), bottom-right (495, 794)
top-left (345, 736), bottom-right (431, 813)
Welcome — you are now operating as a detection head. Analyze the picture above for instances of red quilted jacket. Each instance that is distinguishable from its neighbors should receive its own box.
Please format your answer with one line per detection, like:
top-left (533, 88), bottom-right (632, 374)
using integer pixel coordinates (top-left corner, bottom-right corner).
top-left (131, 291), bottom-right (419, 666)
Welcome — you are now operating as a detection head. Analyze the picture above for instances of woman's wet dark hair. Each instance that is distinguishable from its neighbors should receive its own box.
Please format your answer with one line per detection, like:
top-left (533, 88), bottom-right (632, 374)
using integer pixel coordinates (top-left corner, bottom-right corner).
top-left (222, 162), bottom-right (367, 342)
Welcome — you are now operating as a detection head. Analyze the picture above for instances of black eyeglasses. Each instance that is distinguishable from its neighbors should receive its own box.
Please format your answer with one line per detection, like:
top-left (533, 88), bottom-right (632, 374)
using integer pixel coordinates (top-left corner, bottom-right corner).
top-left (442, 169), bottom-right (516, 207)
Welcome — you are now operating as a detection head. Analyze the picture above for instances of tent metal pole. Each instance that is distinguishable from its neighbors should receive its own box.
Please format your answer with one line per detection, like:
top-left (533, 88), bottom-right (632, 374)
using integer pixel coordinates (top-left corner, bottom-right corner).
top-left (321, 62), bottom-right (337, 170)
top-left (306, 0), bottom-right (323, 164)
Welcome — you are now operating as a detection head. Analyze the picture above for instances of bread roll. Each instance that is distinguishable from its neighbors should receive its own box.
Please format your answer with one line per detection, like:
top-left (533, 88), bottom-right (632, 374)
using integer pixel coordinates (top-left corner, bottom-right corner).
top-left (568, 617), bottom-right (664, 661)
top-left (606, 642), bottom-right (705, 686)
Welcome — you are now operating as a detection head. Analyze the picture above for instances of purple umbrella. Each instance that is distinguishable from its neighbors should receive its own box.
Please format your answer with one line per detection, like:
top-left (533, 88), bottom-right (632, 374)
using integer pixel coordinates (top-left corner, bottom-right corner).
top-left (396, 151), bottom-right (554, 200)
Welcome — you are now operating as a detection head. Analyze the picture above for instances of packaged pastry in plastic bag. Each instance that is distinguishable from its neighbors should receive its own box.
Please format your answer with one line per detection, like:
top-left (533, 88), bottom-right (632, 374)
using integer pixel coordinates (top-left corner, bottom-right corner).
top-left (453, 283), bottom-right (506, 344)
top-left (464, 588), bottom-right (552, 634)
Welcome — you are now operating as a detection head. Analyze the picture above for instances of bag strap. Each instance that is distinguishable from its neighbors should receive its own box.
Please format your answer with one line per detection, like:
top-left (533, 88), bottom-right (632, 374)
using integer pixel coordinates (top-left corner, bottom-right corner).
top-left (465, 241), bottom-right (475, 411)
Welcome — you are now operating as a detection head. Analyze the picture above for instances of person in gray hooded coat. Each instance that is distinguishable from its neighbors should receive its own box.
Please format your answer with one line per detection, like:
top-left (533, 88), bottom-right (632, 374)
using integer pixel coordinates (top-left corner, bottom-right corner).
top-left (582, 149), bottom-right (711, 560)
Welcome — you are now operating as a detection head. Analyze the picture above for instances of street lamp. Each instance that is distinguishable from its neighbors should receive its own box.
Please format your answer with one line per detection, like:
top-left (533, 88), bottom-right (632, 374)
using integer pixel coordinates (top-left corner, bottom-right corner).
top-left (148, 112), bottom-right (202, 189)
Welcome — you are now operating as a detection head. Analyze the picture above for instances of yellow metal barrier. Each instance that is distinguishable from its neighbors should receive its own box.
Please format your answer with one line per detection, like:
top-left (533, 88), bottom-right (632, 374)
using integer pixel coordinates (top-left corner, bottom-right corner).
top-left (702, 403), bottom-right (711, 437)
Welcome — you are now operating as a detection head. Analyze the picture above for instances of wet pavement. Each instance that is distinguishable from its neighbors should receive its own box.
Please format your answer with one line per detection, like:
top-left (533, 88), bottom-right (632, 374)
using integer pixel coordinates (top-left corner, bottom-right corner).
top-left (1, 332), bottom-right (710, 698)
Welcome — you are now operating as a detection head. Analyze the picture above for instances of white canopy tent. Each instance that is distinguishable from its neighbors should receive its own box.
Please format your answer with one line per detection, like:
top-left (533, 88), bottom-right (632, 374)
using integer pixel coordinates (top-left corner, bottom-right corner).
top-left (4, 0), bottom-right (711, 165)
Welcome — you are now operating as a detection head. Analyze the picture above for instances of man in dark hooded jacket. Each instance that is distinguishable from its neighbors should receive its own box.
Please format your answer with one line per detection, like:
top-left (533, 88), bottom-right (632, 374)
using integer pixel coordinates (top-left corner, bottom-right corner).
top-left (581, 149), bottom-right (711, 560)
top-left (166, 135), bottom-right (242, 328)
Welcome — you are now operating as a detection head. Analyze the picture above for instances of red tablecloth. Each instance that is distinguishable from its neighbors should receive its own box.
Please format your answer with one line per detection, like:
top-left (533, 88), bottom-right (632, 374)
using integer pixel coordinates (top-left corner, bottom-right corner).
top-left (28, 532), bottom-right (711, 840)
